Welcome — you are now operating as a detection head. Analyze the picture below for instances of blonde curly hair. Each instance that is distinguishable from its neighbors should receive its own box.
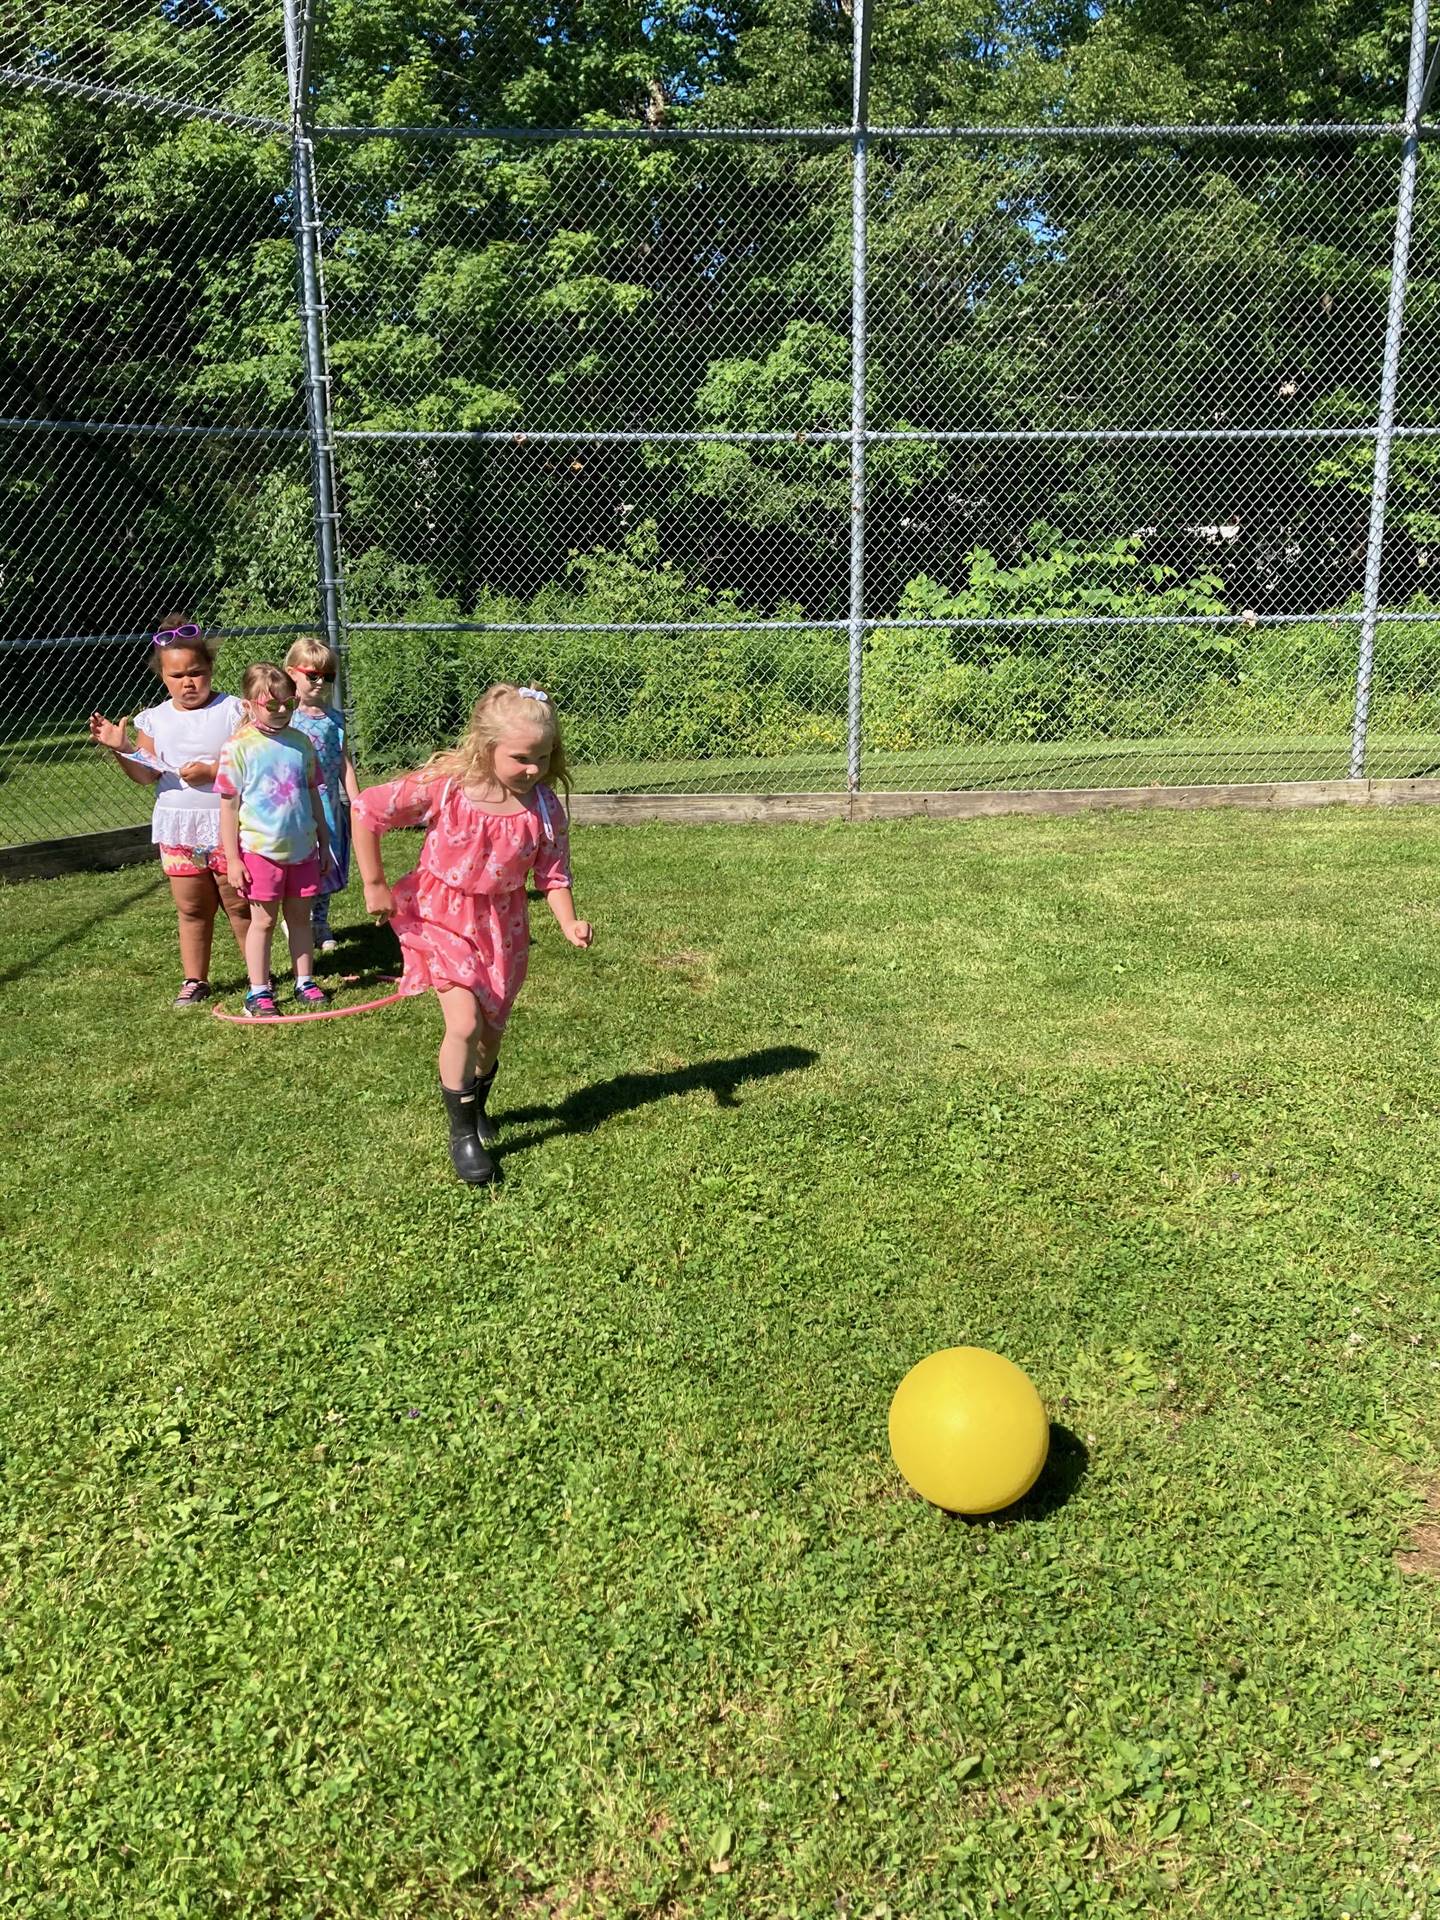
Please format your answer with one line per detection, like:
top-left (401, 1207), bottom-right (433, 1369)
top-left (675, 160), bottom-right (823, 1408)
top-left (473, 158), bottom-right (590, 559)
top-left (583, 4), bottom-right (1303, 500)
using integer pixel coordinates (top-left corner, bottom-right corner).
top-left (425, 683), bottom-right (570, 793)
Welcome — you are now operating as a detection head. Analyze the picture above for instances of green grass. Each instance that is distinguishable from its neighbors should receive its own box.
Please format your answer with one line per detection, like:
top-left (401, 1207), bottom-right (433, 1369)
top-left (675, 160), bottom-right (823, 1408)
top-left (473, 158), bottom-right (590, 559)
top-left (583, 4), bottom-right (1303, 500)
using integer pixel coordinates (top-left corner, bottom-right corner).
top-left (0, 730), bottom-right (156, 846)
top-left (11, 723), bottom-right (1440, 847)
top-left (4, 810), bottom-right (1440, 1916)
top-left (574, 730), bottom-right (1440, 796)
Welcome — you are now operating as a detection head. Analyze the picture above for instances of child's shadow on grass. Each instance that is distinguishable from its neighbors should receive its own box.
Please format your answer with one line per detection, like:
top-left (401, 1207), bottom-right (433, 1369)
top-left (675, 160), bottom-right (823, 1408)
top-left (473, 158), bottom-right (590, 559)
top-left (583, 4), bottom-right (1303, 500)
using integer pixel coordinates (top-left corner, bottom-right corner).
top-left (500, 1044), bottom-right (820, 1151)
top-left (0, 871), bottom-right (169, 990)
top-left (955, 1424), bottom-right (1090, 1528)
top-left (320, 918), bottom-right (395, 972)
top-left (208, 915), bottom-right (399, 996)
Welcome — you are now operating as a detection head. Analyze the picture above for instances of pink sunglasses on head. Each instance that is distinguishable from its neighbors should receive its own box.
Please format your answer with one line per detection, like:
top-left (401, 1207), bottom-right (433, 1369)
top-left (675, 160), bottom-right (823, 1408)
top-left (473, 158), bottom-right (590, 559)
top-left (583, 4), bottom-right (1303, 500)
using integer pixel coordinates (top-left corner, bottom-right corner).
top-left (152, 623), bottom-right (203, 646)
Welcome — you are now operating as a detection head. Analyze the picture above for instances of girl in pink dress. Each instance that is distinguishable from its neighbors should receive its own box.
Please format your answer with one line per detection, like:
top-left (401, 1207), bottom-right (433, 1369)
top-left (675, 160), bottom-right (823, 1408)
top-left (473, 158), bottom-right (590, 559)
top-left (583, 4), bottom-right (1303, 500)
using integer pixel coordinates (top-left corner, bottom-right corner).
top-left (353, 684), bottom-right (593, 1186)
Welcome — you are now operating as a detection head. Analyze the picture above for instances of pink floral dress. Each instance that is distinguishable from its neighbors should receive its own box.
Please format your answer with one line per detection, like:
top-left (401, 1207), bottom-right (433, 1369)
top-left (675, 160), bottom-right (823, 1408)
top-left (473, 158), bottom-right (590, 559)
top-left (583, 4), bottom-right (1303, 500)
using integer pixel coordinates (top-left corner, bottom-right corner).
top-left (353, 773), bottom-right (572, 1026)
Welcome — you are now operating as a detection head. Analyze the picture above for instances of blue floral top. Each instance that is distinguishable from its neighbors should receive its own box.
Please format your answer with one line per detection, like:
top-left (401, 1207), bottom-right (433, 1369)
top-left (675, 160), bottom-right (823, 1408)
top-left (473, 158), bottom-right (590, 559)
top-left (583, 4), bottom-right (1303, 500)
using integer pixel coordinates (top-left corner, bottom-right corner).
top-left (291, 704), bottom-right (351, 892)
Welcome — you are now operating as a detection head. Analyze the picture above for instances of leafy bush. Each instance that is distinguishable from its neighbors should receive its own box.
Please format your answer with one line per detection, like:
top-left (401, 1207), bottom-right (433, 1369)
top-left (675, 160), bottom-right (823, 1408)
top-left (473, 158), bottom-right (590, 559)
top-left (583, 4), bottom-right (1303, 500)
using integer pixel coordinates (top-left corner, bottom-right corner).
top-left (347, 523), bottom-right (846, 773)
top-left (863, 537), bottom-right (1228, 748)
top-left (343, 527), bottom-right (1440, 780)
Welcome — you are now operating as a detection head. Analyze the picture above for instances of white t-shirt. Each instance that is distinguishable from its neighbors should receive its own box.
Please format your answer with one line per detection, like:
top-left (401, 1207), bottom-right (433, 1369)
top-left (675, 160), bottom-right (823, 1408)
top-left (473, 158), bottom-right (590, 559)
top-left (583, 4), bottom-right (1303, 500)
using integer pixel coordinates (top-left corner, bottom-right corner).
top-left (134, 693), bottom-right (246, 848)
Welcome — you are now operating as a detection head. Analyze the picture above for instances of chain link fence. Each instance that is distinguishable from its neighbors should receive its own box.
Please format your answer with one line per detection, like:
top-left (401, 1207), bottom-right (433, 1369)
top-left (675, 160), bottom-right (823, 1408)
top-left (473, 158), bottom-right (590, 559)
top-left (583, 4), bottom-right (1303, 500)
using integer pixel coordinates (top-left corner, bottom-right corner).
top-left (3, 0), bottom-right (1439, 848)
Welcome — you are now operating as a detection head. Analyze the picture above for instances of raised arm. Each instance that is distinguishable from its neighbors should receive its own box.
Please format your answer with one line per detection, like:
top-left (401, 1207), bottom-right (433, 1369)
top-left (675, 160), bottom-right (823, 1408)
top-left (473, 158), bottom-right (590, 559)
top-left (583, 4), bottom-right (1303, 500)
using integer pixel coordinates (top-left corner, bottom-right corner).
top-left (89, 713), bottom-right (162, 787)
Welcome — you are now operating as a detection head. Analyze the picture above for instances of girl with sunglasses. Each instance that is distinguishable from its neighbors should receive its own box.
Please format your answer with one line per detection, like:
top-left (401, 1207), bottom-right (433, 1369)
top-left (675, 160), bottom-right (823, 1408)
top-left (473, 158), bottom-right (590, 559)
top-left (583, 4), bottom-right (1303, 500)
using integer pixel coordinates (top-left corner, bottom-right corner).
top-left (216, 663), bottom-right (331, 1018)
top-left (87, 616), bottom-right (248, 1008)
top-left (284, 636), bottom-right (359, 954)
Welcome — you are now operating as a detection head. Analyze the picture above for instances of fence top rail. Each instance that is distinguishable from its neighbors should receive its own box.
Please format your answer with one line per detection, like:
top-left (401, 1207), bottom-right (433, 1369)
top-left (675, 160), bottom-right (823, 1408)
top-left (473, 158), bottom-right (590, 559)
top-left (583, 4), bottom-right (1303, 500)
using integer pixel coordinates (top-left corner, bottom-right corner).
top-left (347, 612), bottom-right (1378, 635)
top-left (0, 66), bottom-right (1409, 147)
top-left (0, 415), bottom-right (310, 441)
top-left (328, 424), bottom-right (1386, 445)
top-left (313, 118), bottom-right (1412, 144)
top-left (0, 624), bottom-right (313, 655)
top-left (878, 121), bottom-right (1410, 139)
top-left (0, 65), bottom-right (288, 133)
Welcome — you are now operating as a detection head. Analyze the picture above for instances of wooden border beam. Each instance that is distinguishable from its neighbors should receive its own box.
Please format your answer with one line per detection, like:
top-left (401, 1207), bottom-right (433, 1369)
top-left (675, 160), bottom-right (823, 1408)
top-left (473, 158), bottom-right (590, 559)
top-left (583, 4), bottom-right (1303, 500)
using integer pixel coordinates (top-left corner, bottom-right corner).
top-left (570, 777), bottom-right (1440, 828)
top-left (0, 825), bottom-right (158, 883)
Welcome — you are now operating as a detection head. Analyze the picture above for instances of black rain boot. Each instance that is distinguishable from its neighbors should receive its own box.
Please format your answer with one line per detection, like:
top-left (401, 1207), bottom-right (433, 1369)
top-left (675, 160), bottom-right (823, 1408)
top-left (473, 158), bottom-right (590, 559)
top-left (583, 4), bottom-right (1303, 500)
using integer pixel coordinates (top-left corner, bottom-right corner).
top-left (440, 1080), bottom-right (497, 1186)
top-left (474, 1061), bottom-right (500, 1149)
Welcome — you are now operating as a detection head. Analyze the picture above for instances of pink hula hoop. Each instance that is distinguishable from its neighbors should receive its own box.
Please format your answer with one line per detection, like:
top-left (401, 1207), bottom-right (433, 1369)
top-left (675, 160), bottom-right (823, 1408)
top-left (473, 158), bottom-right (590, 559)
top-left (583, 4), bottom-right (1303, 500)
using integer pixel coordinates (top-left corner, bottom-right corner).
top-left (211, 982), bottom-right (409, 1027)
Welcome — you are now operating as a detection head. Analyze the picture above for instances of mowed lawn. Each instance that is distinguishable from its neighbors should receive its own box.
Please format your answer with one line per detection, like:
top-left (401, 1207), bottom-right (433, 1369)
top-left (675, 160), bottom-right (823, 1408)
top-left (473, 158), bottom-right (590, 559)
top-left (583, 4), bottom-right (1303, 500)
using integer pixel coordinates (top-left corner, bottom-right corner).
top-left (3, 809), bottom-right (1440, 1918)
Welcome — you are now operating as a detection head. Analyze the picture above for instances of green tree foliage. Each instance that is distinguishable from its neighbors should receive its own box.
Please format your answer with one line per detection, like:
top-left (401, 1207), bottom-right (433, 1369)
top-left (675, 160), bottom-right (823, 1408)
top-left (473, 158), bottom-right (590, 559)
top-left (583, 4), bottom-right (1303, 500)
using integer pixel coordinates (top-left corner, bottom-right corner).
top-left (0, 0), bottom-right (1433, 761)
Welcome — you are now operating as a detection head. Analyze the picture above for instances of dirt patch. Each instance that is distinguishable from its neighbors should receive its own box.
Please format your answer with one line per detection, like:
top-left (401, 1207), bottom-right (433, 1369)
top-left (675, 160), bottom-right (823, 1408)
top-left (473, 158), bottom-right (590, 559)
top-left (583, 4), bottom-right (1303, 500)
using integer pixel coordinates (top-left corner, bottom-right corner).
top-left (650, 947), bottom-right (713, 980)
top-left (992, 1769), bottom-right (1050, 1815)
top-left (646, 949), bottom-right (716, 995)
top-left (1396, 1480), bottom-right (1440, 1577)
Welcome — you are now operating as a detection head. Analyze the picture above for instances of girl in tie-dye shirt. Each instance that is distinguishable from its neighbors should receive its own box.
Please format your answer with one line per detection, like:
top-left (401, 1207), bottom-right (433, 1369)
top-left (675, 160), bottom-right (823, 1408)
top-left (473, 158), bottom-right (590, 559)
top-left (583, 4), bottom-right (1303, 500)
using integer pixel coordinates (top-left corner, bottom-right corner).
top-left (217, 663), bottom-right (331, 1019)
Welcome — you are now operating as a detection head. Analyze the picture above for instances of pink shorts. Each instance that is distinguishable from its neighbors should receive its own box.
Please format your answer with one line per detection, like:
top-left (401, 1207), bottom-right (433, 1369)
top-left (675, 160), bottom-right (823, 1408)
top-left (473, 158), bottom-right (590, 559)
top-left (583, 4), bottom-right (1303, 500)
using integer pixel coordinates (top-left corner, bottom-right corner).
top-left (159, 844), bottom-right (227, 879)
top-left (242, 851), bottom-right (321, 901)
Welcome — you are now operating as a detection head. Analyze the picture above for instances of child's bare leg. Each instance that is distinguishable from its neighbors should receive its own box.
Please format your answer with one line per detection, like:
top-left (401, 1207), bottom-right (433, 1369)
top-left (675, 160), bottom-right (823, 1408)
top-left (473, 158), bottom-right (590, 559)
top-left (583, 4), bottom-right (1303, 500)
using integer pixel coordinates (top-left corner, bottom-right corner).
top-left (473, 1019), bottom-right (504, 1145)
top-left (169, 873), bottom-right (218, 980)
top-left (282, 896), bottom-right (315, 978)
top-left (475, 1019), bottom-right (501, 1078)
top-left (437, 986), bottom-right (484, 1089)
top-left (435, 987), bottom-right (497, 1184)
top-left (244, 898), bottom-right (279, 987)
top-left (216, 873), bottom-right (250, 957)
top-left (286, 895), bottom-right (329, 967)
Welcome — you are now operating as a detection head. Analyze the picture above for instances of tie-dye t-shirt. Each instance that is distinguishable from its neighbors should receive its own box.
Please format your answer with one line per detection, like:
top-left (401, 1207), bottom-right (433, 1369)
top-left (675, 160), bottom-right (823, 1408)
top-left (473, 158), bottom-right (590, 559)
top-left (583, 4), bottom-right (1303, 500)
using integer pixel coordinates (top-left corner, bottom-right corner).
top-left (215, 724), bottom-right (321, 861)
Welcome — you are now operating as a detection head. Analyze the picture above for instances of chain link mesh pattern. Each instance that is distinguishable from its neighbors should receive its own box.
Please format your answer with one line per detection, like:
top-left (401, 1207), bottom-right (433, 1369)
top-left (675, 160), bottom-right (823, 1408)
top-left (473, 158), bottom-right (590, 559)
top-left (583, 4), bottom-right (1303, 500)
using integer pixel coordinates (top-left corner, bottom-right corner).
top-left (1, 0), bottom-right (288, 126)
top-left (868, 141), bottom-right (1400, 434)
top-left (0, 424), bottom-right (319, 843)
top-left (0, 24), bottom-right (316, 848)
top-left (3, 1), bottom-right (1439, 842)
top-left (315, 138), bottom-right (850, 434)
top-left (2, 124), bottom-right (306, 432)
top-left (308, 0), bottom-right (850, 134)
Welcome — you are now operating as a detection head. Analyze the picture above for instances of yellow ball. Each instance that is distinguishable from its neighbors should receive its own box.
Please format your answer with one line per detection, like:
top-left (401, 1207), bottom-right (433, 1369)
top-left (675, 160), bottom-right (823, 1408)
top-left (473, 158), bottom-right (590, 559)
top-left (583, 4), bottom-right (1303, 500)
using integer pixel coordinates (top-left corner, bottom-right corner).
top-left (888, 1346), bottom-right (1049, 1514)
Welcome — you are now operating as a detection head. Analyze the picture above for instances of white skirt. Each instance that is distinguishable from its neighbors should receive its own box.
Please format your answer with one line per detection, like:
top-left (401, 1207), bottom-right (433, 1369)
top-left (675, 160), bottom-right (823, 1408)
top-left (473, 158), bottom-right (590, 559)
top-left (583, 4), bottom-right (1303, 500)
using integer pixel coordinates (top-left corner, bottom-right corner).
top-left (151, 799), bottom-right (224, 850)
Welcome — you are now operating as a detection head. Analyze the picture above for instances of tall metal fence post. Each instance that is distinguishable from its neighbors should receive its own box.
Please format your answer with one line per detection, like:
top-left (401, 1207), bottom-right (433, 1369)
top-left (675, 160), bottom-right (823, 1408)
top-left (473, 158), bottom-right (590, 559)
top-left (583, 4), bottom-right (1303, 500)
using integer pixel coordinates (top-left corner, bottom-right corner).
top-left (846, 0), bottom-right (872, 797)
top-left (1349, 0), bottom-right (1430, 779)
top-left (283, 0), bottom-right (346, 696)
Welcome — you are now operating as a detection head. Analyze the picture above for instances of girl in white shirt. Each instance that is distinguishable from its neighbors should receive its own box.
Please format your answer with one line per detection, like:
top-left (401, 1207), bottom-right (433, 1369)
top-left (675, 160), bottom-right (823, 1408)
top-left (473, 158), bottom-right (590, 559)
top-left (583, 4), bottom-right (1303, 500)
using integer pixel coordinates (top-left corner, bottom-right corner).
top-left (88, 617), bottom-right (248, 1008)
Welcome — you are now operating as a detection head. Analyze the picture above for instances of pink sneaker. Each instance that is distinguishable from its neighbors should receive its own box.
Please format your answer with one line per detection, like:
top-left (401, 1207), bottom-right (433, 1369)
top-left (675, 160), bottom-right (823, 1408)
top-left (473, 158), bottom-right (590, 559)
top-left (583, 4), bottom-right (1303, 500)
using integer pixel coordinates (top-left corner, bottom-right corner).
top-left (293, 978), bottom-right (328, 1007)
